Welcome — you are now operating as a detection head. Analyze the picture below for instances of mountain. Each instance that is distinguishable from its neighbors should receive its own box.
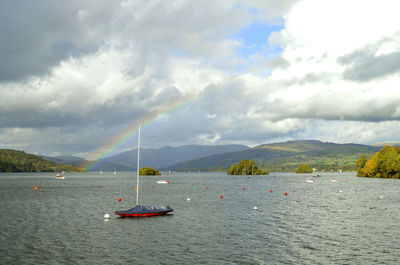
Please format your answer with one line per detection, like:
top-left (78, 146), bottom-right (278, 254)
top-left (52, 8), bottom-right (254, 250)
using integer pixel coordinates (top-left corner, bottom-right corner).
top-left (166, 140), bottom-right (381, 172)
top-left (0, 149), bottom-right (84, 172)
top-left (90, 144), bottom-right (250, 171)
top-left (372, 142), bottom-right (400, 147)
top-left (40, 155), bottom-right (84, 164)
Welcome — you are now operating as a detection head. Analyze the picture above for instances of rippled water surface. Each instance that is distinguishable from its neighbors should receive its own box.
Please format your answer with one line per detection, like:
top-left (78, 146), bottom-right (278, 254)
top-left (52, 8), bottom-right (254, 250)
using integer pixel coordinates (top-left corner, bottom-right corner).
top-left (1, 172), bottom-right (399, 264)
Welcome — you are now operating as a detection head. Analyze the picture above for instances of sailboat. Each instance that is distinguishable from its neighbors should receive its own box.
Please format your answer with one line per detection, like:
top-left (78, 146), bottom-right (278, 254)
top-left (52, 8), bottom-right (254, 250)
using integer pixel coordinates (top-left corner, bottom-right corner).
top-left (114, 123), bottom-right (173, 217)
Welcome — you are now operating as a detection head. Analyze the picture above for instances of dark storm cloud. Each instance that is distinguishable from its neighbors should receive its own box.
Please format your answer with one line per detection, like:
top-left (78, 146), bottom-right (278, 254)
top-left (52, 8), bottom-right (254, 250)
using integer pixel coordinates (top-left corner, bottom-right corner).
top-left (338, 36), bottom-right (400, 82)
top-left (0, 0), bottom-right (118, 81)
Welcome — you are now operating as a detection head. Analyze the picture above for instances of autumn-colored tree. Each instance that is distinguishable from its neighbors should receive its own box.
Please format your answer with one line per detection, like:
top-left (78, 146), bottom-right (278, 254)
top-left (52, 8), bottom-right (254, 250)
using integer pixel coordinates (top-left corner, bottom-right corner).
top-left (356, 146), bottom-right (400, 178)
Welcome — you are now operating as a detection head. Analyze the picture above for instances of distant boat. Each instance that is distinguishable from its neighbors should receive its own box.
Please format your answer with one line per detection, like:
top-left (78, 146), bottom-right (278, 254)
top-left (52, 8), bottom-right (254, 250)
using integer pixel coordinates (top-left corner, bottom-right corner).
top-left (114, 123), bottom-right (173, 217)
top-left (157, 180), bottom-right (170, 184)
top-left (113, 168), bottom-right (117, 175)
top-left (100, 168), bottom-right (103, 174)
top-left (56, 171), bottom-right (65, 179)
top-left (330, 179), bottom-right (339, 183)
top-left (306, 179), bottom-right (314, 183)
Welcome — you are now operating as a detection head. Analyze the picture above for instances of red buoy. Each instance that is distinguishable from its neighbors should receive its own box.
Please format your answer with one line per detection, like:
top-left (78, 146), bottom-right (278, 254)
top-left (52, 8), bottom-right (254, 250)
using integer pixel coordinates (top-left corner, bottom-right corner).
top-left (220, 195), bottom-right (224, 199)
top-left (243, 187), bottom-right (246, 191)
top-left (118, 197), bottom-right (121, 202)
top-left (270, 190), bottom-right (273, 193)
top-left (38, 186), bottom-right (41, 189)
top-left (284, 192), bottom-right (288, 196)
top-left (99, 185), bottom-right (102, 188)
top-left (152, 186), bottom-right (155, 188)
top-left (206, 186), bottom-right (208, 189)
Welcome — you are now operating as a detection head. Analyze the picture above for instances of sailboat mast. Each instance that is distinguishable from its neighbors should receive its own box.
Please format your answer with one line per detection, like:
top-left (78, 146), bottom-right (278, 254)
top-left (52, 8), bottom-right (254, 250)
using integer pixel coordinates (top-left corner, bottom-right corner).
top-left (136, 123), bottom-right (141, 205)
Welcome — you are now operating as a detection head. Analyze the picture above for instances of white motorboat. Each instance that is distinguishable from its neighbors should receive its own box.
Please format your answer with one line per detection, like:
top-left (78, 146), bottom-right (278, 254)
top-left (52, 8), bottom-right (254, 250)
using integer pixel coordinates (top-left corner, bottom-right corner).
top-left (56, 171), bottom-right (65, 179)
top-left (157, 180), bottom-right (170, 184)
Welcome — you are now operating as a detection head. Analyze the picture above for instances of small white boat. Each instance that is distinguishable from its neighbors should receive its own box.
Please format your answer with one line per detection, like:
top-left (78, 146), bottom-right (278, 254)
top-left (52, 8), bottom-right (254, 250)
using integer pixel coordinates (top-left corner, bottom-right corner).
top-left (56, 171), bottom-right (65, 179)
top-left (113, 168), bottom-right (117, 175)
top-left (306, 179), bottom-right (314, 183)
top-left (157, 180), bottom-right (170, 184)
top-left (330, 179), bottom-right (339, 183)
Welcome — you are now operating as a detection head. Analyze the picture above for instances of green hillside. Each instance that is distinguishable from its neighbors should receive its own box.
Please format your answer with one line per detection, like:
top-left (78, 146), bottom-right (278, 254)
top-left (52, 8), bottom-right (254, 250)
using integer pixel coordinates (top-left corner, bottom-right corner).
top-left (0, 149), bottom-right (85, 172)
top-left (166, 140), bottom-right (380, 172)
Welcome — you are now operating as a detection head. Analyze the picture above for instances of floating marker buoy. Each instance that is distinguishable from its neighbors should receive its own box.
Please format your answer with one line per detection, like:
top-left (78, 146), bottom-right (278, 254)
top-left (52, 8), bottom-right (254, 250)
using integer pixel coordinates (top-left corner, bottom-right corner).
top-left (38, 186), bottom-right (41, 189)
top-left (253, 206), bottom-right (259, 211)
top-left (152, 186), bottom-right (155, 188)
top-left (34, 186), bottom-right (37, 190)
top-left (104, 214), bottom-right (110, 219)
top-left (99, 185), bottom-right (102, 188)
top-left (187, 198), bottom-right (190, 202)
top-left (243, 187), bottom-right (246, 191)
top-left (270, 190), bottom-right (273, 193)
top-left (206, 186), bottom-right (208, 189)
top-left (284, 192), bottom-right (288, 196)
top-left (220, 195), bottom-right (224, 199)
top-left (134, 187), bottom-right (138, 191)
top-left (117, 197), bottom-right (121, 202)
top-left (34, 190), bottom-right (38, 193)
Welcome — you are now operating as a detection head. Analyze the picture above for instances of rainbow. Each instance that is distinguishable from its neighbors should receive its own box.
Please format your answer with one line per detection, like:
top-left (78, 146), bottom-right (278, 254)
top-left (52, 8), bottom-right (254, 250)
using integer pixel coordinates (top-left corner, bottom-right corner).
top-left (84, 93), bottom-right (196, 171)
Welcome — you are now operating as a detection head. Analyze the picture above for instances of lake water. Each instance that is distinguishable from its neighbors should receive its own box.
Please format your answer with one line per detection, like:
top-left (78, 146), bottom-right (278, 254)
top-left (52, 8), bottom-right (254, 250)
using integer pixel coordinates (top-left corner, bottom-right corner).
top-left (0, 172), bottom-right (399, 264)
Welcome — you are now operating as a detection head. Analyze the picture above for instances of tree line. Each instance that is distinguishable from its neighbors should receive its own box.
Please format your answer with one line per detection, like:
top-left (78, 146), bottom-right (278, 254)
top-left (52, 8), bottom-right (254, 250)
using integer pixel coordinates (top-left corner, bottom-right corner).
top-left (0, 149), bottom-right (84, 172)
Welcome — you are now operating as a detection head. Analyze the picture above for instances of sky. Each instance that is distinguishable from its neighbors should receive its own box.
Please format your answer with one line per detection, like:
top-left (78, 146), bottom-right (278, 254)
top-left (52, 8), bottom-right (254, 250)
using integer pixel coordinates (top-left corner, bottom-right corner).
top-left (1, 0), bottom-right (400, 160)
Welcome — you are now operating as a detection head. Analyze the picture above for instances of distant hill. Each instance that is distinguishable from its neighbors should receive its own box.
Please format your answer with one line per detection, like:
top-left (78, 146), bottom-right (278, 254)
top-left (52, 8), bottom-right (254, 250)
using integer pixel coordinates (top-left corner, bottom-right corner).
top-left (0, 149), bottom-right (84, 172)
top-left (90, 144), bottom-right (249, 172)
top-left (166, 140), bottom-right (380, 172)
top-left (372, 142), bottom-right (400, 147)
top-left (40, 155), bottom-right (85, 164)
top-left (47, 144), bottom-right (250, 172)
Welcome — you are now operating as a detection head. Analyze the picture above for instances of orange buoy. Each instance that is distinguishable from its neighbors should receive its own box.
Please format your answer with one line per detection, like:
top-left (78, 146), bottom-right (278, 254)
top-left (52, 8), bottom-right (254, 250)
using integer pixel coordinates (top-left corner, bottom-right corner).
top-left (134, 187), bottom-right (138, 191)
top-left (117, 197), bottom-right (122, 202)
top-left (34, 186), bottom-right (37, 190)
top-left (243, 187), bottom-right (246, 191)
top-left (284, 192), bottom-right (288, 196)
top-left (220, 195), bottom-right (224, 199)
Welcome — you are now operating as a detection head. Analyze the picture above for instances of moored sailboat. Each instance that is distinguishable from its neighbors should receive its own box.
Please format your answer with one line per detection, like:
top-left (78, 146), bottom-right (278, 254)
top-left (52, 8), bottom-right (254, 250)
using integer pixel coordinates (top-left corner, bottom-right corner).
top-left (114, 123), bottom-right (173, 217)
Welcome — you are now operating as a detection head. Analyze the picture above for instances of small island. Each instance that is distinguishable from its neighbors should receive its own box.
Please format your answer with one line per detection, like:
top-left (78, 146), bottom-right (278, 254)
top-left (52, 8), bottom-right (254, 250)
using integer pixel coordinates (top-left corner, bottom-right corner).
top-left (227, 159), bottom-right (269, 175)
top-left (356, 146), bottom-right (400, 178)
top-left (295, 164), bottom-right (313, 173)
top-left (139, 167), bottom-right (161, 175)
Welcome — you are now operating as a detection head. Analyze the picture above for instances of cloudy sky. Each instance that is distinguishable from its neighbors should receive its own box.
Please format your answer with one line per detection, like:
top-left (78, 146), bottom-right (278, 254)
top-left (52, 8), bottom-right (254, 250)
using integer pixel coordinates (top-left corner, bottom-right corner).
top-left (1, 0), bottom-right (400, 160)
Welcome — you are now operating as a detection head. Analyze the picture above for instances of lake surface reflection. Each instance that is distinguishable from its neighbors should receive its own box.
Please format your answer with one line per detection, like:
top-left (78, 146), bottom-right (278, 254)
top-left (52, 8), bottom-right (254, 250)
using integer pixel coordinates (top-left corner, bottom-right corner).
top-left (1, 172), bottom-right (399, 264)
